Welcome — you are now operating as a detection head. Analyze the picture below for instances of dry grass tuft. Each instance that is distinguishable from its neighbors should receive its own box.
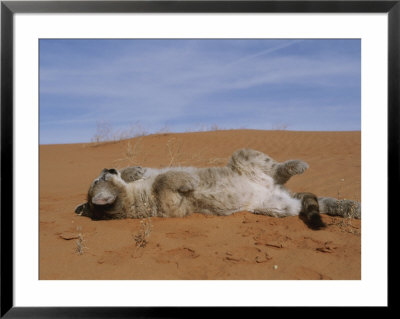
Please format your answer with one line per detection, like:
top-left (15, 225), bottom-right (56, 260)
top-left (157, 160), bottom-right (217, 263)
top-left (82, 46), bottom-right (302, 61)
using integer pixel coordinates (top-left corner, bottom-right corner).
top-left (133, 218), bottom-right (153, 248)
top-left (124, 138), bottom-right (143, 165)
top-left (165, 137), bottom-right (220, 167)
top-left (271, 123), bottom-right (288, 130)
top-left (329, 182), bottom-right (361, 235)
top-left (90, 121), bottom-right (148, 147)
top-left (114, 134), bottom-right (220, 169)
top-left (166, 137), bottom-right (183, 167)
top-left (75, 226), bottom-right (89, 255)
top-left (112, 137), bottom-right (144, 168)
top-left (329, 216), bottom-right (360, 235)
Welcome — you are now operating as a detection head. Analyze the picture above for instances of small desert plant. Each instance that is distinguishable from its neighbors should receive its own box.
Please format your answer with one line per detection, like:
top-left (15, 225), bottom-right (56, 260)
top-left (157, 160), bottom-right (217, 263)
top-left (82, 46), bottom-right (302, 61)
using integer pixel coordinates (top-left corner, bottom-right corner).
top-left (91, 120), bottom-right (113, 144)
top-left (329, 215), bottom-right (360, 235)
top-left (271, 123), bottom-right (288, 130)
top-left (123, 121), bottom-right (148, 139)
top-left (328, 180), bottom-right (360, 235)
top-left (192, 123), bottom-right (226, 132)
top-left (133, 218), bottom-right (153, 248)
top-left (112, 136), bottom-right (146, 167)
top-left (337, 178), bottom-right (345, 201)
top-left (91, 120), bottom-right (149, 145)
top-left (166, 137), bottom-right (183, 167)
top-left (156, 125), bottom-right (171, 134)
top-left (75, 226), bottom-right (89, 255)
top-left (125, 138), bottom-right (143, 165)
top-left (210, 123), bottom-right (221, 131)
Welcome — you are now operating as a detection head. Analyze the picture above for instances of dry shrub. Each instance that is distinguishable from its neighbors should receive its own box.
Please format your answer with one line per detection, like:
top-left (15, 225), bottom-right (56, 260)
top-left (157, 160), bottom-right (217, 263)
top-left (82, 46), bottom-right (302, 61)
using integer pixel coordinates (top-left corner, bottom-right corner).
top-left (91, 121), bottom-right (113, 144)
top-left (112, 136), bottom-right (145, 168)
top-left (271, 123), bottom-right (288, 130)
top-left (125, 138), bottom-right (143, 165)
top-left (75, 226), bottom-right (89, 255)
top-left (328, 180), bottom-right (360, 235)
top-left (91, 121), bottom-right (148, 146)
top-left (133, 218), bottom-right (153, 248)
top-left (329, 216), bottom-right (360, 235)
top-left (166, 137), bottom-right (183, 167)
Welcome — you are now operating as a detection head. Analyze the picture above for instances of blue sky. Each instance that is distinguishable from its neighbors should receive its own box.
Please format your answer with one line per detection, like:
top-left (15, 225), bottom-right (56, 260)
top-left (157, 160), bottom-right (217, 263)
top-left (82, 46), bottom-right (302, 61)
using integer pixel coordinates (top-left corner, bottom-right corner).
top-left (39, 39), bottom-right (361, 144)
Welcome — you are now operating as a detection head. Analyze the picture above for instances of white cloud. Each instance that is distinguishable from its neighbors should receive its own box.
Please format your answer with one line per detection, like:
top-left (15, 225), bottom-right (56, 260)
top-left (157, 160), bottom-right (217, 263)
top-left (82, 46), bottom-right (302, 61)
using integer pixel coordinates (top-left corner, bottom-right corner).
top-left (39, 40), bottom-right (361, 143)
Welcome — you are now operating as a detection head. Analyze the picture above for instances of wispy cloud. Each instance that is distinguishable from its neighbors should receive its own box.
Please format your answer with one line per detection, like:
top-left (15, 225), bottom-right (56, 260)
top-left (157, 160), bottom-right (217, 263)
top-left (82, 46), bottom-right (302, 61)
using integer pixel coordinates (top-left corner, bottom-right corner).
top-left (225, 39), bottom-right (305, 67)
top-left (39, 39), bottom-right (361, 144)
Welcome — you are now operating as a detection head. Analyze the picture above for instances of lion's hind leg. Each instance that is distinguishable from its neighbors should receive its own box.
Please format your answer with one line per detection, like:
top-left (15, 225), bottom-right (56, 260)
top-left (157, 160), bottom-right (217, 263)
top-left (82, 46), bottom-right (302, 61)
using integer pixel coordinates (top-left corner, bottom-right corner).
top-left (228, 149), bottom-right (309, 185)
top-left (294, 192), bottom-right (326, 230)
top-left (120, 166), bottom-right (145, 183)
top-left (273, 160), bottom-right (309, 185)
top-left (152, 170), bottom-right (197, 217)
top-left (253, 188), bottom-right (302, 218)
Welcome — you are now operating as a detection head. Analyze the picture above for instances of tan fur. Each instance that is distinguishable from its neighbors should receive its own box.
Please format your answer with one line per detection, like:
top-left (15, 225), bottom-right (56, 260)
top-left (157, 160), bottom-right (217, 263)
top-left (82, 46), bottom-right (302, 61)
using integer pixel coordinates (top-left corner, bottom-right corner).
top-left (75, 149), bottom-right (360, 225)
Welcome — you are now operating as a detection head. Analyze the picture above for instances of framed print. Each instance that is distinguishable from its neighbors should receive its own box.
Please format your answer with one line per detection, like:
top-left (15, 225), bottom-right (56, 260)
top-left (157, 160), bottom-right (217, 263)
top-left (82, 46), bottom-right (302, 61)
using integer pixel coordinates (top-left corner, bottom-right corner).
top-left (1, 0), bottom-right (396, 316)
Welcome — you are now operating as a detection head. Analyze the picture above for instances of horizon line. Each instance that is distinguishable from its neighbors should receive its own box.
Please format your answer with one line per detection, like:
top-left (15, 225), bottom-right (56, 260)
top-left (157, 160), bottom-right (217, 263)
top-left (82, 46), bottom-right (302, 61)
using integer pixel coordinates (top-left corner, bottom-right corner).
top-left (39, 128), bottom-right (361, 146)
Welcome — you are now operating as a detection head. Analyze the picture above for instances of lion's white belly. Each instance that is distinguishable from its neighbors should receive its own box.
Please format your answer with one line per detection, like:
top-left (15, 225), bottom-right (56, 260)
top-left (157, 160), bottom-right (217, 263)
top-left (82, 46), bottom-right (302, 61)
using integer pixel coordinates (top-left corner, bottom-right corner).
top-left (193, 174), bottom-right (301, 216)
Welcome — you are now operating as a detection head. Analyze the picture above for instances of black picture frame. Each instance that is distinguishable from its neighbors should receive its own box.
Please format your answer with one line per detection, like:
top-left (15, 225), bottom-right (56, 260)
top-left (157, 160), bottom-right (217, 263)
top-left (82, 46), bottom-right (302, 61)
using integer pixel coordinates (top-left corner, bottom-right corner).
top-left (1, 0), bottom-right (396, 317)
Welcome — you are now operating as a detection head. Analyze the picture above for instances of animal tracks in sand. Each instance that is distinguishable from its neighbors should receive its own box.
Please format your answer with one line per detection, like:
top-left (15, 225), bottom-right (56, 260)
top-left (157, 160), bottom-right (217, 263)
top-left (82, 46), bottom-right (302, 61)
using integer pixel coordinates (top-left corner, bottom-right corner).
top-left (253, 232), bottom-right (292, 249)
top-left (254, 233), bottom-right (340, 254)
top-left (154, 247), bottom-right (200, 264)
top-left (295, 266), bottom-right (333, 280)
top-left (299, 236), bottom-right (339, 253)
top-left (165, 230), bottom-right (207, 239)
top-left (97, 247), bottom-right (135, 265)
top-left (57, 231), bottom-right (80, 240)
top-left (315, 241), bottom-right (338, 253)
top-left (167, 247), bottom-right (200, 258)
top-left (223, 247), bottom-right (272, 264)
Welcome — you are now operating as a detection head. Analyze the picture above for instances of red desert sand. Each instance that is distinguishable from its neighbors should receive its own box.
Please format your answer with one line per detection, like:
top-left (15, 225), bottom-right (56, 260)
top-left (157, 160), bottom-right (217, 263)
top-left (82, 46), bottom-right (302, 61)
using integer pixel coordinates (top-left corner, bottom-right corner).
top-left (40, 130), bottom-right (361, 280)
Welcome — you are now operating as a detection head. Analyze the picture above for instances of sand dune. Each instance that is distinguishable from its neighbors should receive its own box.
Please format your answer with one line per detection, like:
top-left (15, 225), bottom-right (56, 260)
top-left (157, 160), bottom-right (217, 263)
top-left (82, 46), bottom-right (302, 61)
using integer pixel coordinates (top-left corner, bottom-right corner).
top-left (39, 129), bottom-right (361, 280)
